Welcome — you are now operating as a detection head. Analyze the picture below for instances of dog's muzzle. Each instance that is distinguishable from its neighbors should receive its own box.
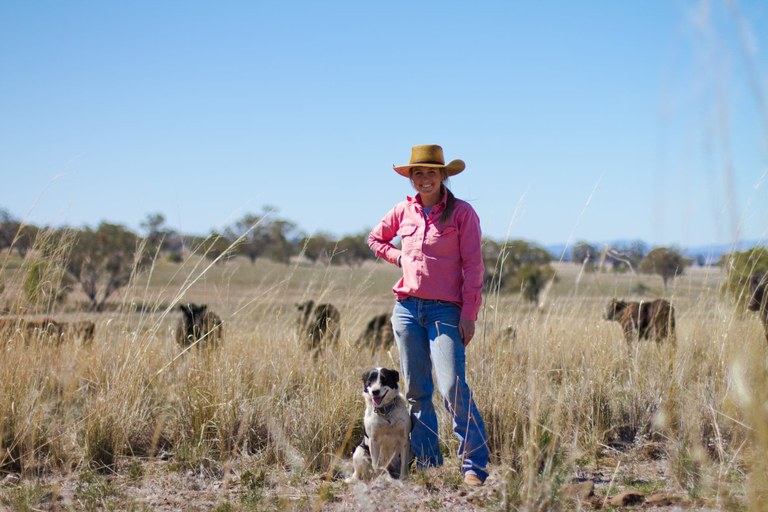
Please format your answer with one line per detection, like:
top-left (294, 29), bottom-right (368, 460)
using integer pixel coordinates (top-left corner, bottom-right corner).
top-left (371, 389), bottom-right (387, 406)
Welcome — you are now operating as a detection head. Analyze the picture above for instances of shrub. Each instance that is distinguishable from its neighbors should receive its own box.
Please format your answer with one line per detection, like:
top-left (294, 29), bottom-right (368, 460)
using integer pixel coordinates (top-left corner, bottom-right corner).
top-left (720, 247), bottom-right (768, 308)
top-left (23, 260), bottom-right (70, 310)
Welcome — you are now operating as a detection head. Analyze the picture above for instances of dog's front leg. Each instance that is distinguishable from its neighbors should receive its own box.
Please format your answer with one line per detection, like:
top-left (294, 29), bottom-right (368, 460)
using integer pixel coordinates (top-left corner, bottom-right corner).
top-left (399, 442), bottom-right (409, 480)
top-left (347, 445), bottom-right (370, 483)
top-left (370, 441), bottom-right (381, 473)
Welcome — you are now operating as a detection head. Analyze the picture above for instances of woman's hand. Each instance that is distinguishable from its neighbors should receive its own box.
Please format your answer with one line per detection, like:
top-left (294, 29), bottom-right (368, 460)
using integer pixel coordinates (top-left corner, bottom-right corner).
top-left (459, 318), bottom-right (475, 347)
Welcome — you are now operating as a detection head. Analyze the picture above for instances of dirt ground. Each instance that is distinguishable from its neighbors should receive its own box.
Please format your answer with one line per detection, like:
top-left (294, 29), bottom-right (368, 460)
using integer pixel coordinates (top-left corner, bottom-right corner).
top-left (0, 442), bottom-right (734, 511)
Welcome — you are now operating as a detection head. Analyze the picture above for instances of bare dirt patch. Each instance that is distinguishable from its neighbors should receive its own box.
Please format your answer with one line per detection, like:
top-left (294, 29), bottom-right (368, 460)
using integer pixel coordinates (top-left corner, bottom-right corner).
top-left (1, 444), bottom-right (734, 511)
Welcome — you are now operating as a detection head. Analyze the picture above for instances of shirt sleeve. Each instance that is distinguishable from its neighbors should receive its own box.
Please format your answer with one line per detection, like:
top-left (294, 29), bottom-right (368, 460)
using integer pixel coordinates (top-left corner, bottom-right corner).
top-left (457, 206), bottom-right (484, 321)
top-left (367, 206), bottom-right (402, 266)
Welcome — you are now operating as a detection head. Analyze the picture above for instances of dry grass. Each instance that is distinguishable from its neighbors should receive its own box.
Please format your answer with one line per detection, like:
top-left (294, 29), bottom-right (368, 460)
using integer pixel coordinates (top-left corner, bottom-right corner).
top-left (0, 249), bottom-right (766, 510)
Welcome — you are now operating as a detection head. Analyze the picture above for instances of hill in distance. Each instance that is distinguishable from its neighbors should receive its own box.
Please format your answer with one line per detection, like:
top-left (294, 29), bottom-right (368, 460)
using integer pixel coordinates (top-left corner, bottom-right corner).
top-left (544, 239), bottom-right (765, 264)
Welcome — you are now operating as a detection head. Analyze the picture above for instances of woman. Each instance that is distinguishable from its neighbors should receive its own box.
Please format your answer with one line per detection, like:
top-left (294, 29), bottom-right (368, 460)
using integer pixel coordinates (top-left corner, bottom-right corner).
top-left (367, 144), bottom-right (489, 486)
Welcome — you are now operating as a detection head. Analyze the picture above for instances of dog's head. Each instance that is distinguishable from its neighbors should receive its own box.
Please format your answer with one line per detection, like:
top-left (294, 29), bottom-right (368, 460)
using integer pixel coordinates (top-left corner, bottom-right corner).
top-left (361, 367), bottom-right (400, 408)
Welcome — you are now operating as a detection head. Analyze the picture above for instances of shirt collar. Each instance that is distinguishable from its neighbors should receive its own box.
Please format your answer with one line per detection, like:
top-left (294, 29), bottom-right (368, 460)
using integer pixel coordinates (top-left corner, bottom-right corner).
top-left (407, 189), bottom-right (448, 210)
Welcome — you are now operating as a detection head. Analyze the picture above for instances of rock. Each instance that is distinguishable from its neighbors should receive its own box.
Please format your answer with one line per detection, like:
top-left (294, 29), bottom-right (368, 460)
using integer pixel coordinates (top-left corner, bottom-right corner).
top-left (608, 490), bottom-right (645, 506)
top-left (561, 481), bottom-right (595, 501)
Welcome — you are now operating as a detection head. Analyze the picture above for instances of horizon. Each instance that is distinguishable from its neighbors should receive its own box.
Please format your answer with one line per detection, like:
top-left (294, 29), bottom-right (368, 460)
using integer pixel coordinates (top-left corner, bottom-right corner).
top-left (2, 202), bottom-right (763, 256)
top-left (1, 1), bottom-right (767, 248)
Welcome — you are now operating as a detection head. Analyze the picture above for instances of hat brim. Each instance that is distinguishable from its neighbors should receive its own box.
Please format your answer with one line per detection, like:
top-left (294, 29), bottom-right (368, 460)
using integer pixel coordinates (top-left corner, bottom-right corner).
top-left (393, 159), bottom-right (466, 177)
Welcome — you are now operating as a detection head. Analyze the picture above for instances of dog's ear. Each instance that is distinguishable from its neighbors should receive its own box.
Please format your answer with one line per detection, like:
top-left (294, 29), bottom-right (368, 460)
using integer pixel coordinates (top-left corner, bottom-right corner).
top-left (361, 368), bottom-right (373, 385)
top-left (379, 367), bottom-right (399, 385)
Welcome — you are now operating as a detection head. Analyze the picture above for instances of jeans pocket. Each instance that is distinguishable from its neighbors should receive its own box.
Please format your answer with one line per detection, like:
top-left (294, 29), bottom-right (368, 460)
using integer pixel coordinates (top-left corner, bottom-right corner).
top-left (435, 300), bottom-right (460, 311)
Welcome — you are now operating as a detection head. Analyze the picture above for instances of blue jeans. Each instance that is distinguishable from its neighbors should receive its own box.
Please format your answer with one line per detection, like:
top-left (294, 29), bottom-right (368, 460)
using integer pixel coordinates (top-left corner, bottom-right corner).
top-left (391, 297), bottom-right (489, 480)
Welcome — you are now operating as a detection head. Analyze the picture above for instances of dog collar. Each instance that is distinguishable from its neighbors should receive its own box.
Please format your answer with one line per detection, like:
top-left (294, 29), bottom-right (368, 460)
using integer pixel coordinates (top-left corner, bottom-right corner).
top-left (375, 401), bottom-right (397, 416)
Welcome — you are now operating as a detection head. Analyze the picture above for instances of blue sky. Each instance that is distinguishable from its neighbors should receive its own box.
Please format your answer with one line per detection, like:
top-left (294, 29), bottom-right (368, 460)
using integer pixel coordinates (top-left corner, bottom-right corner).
top-left (1, 1), bottom-right (766, 249)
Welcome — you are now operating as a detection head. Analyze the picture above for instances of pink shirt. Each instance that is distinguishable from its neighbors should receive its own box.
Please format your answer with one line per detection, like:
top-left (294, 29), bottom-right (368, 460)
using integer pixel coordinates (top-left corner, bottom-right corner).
top-left (368, 191), bottom-right (484, 321)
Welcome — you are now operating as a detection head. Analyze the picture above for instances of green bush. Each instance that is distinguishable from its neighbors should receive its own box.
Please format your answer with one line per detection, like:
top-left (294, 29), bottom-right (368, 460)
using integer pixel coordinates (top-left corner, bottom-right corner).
top-left (721, 247), bottom-right (768, 307)
top-left (23, 260), bottom-right (70, 309)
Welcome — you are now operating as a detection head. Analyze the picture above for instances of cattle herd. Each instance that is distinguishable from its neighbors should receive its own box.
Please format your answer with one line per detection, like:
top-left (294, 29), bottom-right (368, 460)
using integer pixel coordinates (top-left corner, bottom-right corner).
top-left (294, 302), bottom-right (399, 357)
top-left (1, 272), bottom-right (767, 351)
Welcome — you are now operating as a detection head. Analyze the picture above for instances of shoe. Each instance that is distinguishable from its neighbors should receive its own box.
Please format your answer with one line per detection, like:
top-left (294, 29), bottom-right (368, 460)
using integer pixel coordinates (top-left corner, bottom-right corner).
top-left (463, 473), bottom-right (484, 487)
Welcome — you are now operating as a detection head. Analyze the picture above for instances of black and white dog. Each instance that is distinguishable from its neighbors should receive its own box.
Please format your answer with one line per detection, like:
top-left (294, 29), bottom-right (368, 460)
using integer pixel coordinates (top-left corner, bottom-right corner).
top-left (347, 367), bottom-right (411, 482)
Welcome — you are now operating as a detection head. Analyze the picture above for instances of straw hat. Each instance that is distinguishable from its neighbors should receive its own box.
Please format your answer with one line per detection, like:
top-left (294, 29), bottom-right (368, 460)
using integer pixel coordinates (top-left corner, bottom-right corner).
top-left (393, 144), bottom-right (465, 177)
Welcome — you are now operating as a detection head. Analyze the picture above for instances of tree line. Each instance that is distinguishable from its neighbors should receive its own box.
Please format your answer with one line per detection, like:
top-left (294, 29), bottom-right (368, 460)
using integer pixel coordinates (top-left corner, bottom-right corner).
top-left (1, 207), bottom-right (765, 312)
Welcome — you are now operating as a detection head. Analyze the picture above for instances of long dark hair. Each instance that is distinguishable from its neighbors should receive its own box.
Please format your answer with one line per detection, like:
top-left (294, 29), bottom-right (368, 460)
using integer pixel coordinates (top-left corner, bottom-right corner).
top-left (439, 184), bottom-right (456, 224)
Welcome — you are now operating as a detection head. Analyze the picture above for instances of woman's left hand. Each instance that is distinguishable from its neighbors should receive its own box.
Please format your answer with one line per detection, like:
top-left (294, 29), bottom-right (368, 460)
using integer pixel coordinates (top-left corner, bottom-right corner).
top-left (459, 318), bottom-right (475, 347)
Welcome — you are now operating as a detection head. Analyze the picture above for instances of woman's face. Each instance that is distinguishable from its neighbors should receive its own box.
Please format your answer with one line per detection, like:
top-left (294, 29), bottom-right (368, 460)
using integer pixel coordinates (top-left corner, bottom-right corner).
top-left (410, 167), bottom-right (444, 199)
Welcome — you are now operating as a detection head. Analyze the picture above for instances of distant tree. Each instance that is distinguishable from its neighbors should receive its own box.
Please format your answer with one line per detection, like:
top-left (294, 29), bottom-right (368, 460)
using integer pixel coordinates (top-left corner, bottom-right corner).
top-left (639, 247), bottom-right (689, 290)
top-left (140, 212), bottom-right (181, 260)
top-left (165, 234), bottom-right (184, 261)
top-left (298, 230), bottom-right (375, 266)
top-left (226, 213), bottom-right (264, 264)
top-left (65, 222), bottom-right (152, 311)
top-left (516, 264), bottom-right (557, 303)
top-left (186, 235), bottom-right (207, 254)
top-left (226, 207), bottom-right (299, 264)
top-left (0, 208), bottom-right (15, 251)
top-left (140, 212), bottom-right (167, 248)
top-left (8, 223), bottom-right (40, 258)
top-left (720, 247), bottom-right (768, 307)
top-left (299, 231), bottom-right (336, 263)
top-left (196, 232), bottom-right (235, 264)
top-left (481, 238), bottom-right (504, 290)
top-left (572, 241), bottom-right (598, 272)
top-left (0, 209), bottom-right (38, 257)
top-left (606, 240), bottom-right (647, 273)
top-left (334, 232), bottom-right (375, 266)
top-left (12, 224), bottom-right (38, 258)
top-left (483, 238), bottom-right (556, 302)
top-left (260, 218), bottom-right (298, 264)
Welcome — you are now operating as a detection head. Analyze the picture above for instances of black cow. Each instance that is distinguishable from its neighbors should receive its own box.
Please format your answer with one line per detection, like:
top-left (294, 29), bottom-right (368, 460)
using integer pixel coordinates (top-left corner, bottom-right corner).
top-left (296, 300), bottom-right (340, 357)
top-left (356, 313), bottom-right (395, 354)
top-left (177, 303), bottom-right (223, 349)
